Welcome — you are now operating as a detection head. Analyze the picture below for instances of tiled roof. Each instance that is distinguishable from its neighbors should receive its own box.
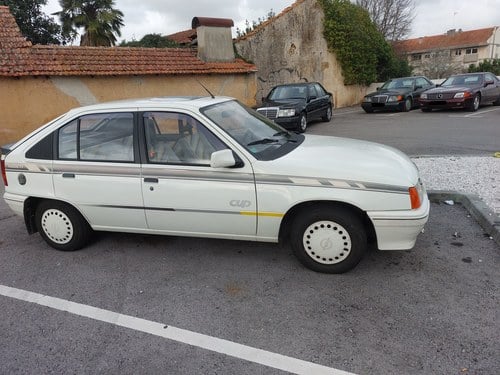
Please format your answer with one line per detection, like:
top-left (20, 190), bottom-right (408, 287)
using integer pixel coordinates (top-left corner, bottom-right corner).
top-left (165, 29), bottom-right (197, 45)
top-left (395, 27), bottom-right (496, 53)
top-left (0, 6), bottom-right (256, 77)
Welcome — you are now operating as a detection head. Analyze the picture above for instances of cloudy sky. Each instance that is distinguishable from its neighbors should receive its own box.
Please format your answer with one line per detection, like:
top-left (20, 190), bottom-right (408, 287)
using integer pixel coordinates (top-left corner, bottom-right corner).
top-left (42, 0), bottom-right (500, 43)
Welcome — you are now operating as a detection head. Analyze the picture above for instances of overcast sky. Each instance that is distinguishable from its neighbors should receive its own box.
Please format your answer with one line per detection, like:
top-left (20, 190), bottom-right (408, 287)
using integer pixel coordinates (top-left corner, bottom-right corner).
top-left (42, 0), bottom-right (500, 43)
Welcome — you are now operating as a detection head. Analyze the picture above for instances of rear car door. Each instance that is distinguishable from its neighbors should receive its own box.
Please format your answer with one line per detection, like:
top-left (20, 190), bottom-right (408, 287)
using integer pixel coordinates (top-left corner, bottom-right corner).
top-left (140, 110), bottom-right (257, 239)
top-left (53, 112), bottom-right (147, 230)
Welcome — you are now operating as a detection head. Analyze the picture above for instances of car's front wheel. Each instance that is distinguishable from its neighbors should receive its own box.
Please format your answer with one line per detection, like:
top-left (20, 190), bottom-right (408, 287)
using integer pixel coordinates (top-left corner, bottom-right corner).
top-left (290, 206), bottom-right (367, 273)
top-left (468, 94), bottom-right (480, 112)
top-left (403, 97), bottom-right (412, 112)
top-left (297, 112), bottom-right (307, 133)
top-left (35, 200), bottom-right (92, 251)
top-left (322, 105), bottom-right (332, 122)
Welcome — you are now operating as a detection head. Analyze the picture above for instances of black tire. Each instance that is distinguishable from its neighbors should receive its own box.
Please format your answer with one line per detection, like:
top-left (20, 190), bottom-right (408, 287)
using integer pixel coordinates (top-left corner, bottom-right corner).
top-left (402, 97), bottom-right (412, 112)
top-left (467, 94), bottom-right (480, 112)
top-left (421, 107), bottom-right (432, 112)
top-left (290, 206), bottom-right (367, 273)
top-left (321, 105), bottom-right (332, 122)
top-left (297, 113), bottom-right (307, 133)
top-left (35, 200), bottom-right (92, 251)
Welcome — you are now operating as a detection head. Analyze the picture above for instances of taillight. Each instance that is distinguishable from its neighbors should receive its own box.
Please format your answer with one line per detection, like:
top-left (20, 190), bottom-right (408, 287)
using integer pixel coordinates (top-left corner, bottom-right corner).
top-left (1, 157), bottom-right (7, 186)
top-left (409, 186), bottom-right (421, 209)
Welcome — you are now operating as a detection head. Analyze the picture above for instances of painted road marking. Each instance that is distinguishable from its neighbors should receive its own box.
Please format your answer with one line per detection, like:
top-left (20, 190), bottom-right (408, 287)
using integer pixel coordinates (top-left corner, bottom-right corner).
top-left (0, 284), bottom-right (356, 375)
top-left (449, 107), bottom-right (500, 118)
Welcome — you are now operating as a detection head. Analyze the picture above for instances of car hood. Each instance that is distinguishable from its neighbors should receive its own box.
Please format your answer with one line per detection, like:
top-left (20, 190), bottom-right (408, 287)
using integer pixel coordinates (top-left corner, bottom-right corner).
top-left (366, 88), bottom-right (411, 96)
top-left (424, 86), bottom-right (474, 93)
top-left (254, 135), bottom-right (419, 187)
top-left (260, 98), bottom-right (305, 108)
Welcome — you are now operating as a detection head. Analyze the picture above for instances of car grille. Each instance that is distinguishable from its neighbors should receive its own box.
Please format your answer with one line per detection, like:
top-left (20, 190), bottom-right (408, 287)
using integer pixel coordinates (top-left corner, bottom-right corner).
top-left (371, 95), bottom-right (388, 103)
top-left (427, 93), bottom-right (455, 100)
top-left (257, 107), bottom-right (279, 120)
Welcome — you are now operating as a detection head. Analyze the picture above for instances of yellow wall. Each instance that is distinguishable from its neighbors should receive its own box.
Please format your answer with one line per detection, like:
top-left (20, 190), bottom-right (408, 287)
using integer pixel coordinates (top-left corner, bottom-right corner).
top-left (0, 73), bottom-right (256, 145)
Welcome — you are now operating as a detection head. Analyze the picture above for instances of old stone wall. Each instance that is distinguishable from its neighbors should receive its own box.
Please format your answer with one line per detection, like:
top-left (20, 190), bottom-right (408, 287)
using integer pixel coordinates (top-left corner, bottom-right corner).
top-left (0, 74), bottom-right (256, 144)
top-left (235, 0), bottom-right (368, 108)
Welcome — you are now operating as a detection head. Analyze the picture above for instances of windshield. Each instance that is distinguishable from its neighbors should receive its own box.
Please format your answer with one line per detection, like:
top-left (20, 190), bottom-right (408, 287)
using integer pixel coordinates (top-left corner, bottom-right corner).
top-left (380, 78), bottom-right (414, 90)
top-left (268, 85), bottom-right (307, 100)
top-left (441, 74), bottom-right (483, 86)
top-left (201, 100), bottom-right (303, 160)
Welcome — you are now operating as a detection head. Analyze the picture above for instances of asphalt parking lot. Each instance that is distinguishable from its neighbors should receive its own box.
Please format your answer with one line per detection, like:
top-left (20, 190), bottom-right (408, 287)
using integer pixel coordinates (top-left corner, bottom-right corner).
top-left (1, 106), bottom-right (499, 374)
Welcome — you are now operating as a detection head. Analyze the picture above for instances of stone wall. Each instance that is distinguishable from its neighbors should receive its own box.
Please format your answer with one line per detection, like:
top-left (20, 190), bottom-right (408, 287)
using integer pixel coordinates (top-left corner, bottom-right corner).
top-left (0, 73), bottom-right (256, 145)
top-left (235, 0), bottom-right (368, 108)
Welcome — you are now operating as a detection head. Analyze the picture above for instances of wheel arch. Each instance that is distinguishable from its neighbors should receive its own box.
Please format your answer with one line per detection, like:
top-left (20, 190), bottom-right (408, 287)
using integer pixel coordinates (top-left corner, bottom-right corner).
top-left (278, 200), bottom-right (377, 246)
top-left (23, 197), bottom-right (90, 234)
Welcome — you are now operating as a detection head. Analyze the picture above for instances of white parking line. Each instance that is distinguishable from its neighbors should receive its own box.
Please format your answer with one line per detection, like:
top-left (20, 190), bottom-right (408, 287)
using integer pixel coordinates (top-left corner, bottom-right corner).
top-left (449, 107), bottom-right (500, 118)
top-left (0, 284), bottom-right (355, 375)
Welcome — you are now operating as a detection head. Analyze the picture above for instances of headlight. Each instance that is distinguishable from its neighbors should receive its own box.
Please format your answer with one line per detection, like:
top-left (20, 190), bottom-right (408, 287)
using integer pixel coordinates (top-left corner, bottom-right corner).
top-left (454, 92), bottom-right (471, 99)
top-left (388, 95), bottom-right (404, 102)
top-left (278, 108), bottom-right (296, 117)
top-left (364, 96), bottom-right (371, 102)
top-left (420, 93), bottom-right (427, 99)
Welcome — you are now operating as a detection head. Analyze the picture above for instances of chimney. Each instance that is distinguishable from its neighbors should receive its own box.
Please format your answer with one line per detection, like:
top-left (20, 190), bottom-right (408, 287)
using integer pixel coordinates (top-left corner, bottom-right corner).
top-left (446, 29), bottom-right (456, 36)
top-left (192, 17), bottom-right (235, 62)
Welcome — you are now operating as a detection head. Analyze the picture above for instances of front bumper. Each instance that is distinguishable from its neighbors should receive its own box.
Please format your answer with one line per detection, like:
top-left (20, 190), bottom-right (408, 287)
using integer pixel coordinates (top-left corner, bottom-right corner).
top-left (362, 101), bottom-right (405, 112)
top-left (273, 116), bottom-right (301, 129)
top-left (367, 194), bottom-right (430, 250)
top-left (420, 97), bottom-right (472, 110)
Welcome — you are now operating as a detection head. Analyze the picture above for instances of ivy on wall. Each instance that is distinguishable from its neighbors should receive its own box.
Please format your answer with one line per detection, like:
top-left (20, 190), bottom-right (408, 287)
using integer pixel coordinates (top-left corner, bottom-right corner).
top-left (318, 0), bottom-right (410, 85)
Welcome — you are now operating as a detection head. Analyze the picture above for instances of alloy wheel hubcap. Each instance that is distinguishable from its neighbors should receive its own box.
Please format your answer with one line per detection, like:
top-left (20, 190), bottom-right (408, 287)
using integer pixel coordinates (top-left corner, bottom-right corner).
top-left (303, 220), bottom-right (352, 264)
top-left (41, 209), bottom-right (74, 244)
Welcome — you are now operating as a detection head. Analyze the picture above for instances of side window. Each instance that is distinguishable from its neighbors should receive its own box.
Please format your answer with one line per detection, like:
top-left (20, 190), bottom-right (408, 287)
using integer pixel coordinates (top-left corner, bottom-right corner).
top-left (58, 113), bottom-right (134, 162)
top-left (144, 112), bottom-right (227, 166)
top-left (314, 84), bottom-right (326, 97)
top-left (416, 77), bottom-right (430, 88)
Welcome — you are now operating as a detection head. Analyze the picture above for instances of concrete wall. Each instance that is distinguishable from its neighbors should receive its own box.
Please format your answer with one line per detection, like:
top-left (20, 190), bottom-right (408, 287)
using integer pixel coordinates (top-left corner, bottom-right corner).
top-left (0, 73), bottom-right (256, 145)
top-left (235, 0), bottom-right (369, 108)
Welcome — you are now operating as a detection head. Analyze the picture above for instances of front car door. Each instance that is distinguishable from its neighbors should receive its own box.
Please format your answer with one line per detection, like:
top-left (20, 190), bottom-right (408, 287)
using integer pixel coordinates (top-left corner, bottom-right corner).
top-left (140, 110), bottom-right (257, 239)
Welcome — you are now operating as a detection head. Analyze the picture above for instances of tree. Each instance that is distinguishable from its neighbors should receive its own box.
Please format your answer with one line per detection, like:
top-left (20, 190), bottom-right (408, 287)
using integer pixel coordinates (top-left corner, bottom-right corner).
top-left (469, 59), bottom-right (500, 75)
top-left (236, 9), bottom-right (275, 38)
top-left (54, 0), bottom-right (124, 46)
top-left (120, 34), bottom-right (179, 48)
top-left (0, 0), bottom-right (67, 44)
top-left (418, 50), bottom-right (463, 79)
top-left (356, 0), bottom-right (415, 41)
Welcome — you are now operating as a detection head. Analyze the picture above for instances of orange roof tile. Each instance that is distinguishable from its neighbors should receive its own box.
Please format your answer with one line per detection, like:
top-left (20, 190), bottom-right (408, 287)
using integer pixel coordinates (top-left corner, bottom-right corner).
top-left (165, 29), bottom-right (197, 45)
top-left (395, 27), bottom-right (496, 53)
top-left (0, 6), bottom-right (256, 77)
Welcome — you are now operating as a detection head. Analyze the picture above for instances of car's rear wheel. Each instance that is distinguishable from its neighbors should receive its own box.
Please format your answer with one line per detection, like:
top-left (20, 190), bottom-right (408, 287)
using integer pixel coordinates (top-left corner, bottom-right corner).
top-left (290, 206), bottom-right (367, 273)
top-left (403, 97), bottom-right (412, 112)
top-left (35, 200), bottom-right (92, 251)
top-left (322, 105), bottom-right (332, 122)
top-left (468, 94), bottom-right (480, 112)
top-left (297, 113), bottom-right (307, 133)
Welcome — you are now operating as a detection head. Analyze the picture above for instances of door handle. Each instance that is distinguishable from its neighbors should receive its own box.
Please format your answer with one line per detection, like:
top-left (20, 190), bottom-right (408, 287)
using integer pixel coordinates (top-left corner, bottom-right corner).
top-left (62, 173), bottom-right (75, 178)
top-left (144, 177), bottom-right (159, 183)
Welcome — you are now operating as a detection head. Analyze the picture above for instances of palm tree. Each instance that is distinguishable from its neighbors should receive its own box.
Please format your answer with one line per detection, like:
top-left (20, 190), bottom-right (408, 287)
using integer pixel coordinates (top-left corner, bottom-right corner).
top-left (55, 0), bottom-right (124, 46)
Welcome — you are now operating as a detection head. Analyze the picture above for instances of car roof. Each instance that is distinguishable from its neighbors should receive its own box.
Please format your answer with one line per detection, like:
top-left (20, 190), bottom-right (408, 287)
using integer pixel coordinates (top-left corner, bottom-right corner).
top-left (65, 96), bottom-right (233, 115)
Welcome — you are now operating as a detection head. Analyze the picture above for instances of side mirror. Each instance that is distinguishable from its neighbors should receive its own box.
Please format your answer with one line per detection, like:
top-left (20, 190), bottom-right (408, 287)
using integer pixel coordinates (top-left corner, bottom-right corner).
top-left (210, 149), bottom-right (237, 168)
top-left (308, 95), bottom-right (317, 102)
top-left (376, 87), bottom-right (381, 91)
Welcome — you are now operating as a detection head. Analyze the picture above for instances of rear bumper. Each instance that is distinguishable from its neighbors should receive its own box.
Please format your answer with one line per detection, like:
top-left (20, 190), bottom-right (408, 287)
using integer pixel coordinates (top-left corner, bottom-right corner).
top-left (3, 192), bottom-right (26, 216)
top-left (368, 195), bottom-right (430, 250)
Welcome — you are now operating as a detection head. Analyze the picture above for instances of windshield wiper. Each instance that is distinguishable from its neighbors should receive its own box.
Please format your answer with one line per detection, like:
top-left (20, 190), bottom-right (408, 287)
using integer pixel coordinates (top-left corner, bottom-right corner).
top-left (273, 131), bottom-right (289, 137)
top-left (247, 138), bottom-right (280, 146)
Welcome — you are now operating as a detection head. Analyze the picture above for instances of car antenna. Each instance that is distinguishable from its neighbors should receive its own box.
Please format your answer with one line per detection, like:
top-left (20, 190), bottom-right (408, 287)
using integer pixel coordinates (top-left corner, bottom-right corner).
top-left (196, 79), bottom-right (215, 99)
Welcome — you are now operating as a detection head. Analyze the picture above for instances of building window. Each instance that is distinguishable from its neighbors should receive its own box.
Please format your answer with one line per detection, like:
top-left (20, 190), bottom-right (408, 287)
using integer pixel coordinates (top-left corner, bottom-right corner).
top-left (465, 47), bottom-right (478, 54)
top-left (454, 49), bottom-right (462, 56)
top-left (411, 54), bottom-right (422, 61)
top-left (424, 53), bottom-right (431, 59)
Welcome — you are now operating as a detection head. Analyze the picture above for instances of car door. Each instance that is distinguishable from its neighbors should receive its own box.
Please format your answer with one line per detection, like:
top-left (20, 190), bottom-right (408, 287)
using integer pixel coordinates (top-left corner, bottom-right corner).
top-left (414, 77), bottom-right (433, 102)
top-left (140, 110), bottom-right (257, 239)
top-left (53, 111), bottom-right (147, 230)
top-left (483, 73), bottom-right (500, 102)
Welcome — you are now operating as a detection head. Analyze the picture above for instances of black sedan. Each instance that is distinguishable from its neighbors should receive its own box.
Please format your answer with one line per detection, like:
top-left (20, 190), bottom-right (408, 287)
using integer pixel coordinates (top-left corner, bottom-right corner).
top-left (419, 72), bottom-right (500, 112)
top-left (362, 76), bottom-right (435, 113)
top-left (257, 82), bottom-right (333, 132)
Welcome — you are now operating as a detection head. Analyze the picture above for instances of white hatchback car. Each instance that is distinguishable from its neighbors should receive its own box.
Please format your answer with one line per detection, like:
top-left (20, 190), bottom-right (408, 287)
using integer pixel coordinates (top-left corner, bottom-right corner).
top-left (1, 96), bottom-right (429, 273)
